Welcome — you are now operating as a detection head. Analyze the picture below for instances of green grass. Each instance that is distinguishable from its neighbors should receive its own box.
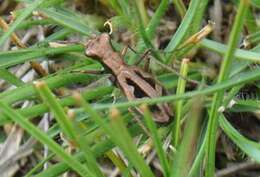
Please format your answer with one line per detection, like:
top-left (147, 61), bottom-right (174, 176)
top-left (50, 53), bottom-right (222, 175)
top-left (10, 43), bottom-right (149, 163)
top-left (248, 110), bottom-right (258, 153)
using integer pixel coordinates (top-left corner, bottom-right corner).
top-left (0, 0), bottom-right (259, 177)
top-left (206, 1), bottom-right (250, 176)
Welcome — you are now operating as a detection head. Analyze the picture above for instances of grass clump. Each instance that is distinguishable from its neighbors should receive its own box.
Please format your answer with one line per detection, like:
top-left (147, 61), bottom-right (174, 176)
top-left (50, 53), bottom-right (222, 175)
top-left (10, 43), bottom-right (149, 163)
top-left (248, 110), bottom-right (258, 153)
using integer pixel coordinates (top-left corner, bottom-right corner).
top-left (0, 0), bottom-right (259, 177)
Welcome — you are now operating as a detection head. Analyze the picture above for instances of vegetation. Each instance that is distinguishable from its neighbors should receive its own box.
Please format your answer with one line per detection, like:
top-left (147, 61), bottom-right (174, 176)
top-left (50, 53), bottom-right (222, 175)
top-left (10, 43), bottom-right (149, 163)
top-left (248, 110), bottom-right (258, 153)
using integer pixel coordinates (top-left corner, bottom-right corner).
top-left (0, 0), bottom-right (259, 177)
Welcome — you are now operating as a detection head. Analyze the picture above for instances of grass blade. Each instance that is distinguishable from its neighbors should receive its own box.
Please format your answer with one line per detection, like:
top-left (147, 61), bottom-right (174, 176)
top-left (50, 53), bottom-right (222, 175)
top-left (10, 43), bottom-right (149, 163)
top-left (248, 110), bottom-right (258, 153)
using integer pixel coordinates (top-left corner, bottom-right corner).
top-left (0, 101), bottom-right (91, 177)
top-left (75, 94), bottom-right (156, 177)
top-left (0, 73), bottom-right (93, 104)
top-left (219, 114), bottom-right (260, 162)
top-left (34, 81), bottom-right (79, 140)
top-left (41, 8), bottom-right (97, 36)
top-left (34, 81), bottom-right (104, 177)
top-left (0, 69), bottom-right (24, 86)
top-left (173, 58), bottom-right (189, 146)
top-left (129, 0), bottom-right (169, 64)
top-left (93, 69), bottom-right (260, 111)
top-left (172, 0), bottom-right (186, 18)
top-left (170, 97), bottom-right (203, 177)
top-left (142, 104), bottom-right (170, 177)
top-left (201, 39), bottom-right (260, 63)
top-left (206, 1), bottom-right (250, 176)
top-left (0, 44), bottom-right (84, 69)
top-left (0, 0), bottom-right (45, 46)
top-left (164, 0), bottom-right (201, 62)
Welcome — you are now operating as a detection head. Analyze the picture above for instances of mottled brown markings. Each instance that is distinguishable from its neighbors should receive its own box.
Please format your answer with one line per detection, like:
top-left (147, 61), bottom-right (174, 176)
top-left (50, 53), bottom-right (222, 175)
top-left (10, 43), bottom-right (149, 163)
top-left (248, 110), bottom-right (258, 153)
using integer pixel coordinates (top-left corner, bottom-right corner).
top-left (85, 33), bottom-right (172, 123)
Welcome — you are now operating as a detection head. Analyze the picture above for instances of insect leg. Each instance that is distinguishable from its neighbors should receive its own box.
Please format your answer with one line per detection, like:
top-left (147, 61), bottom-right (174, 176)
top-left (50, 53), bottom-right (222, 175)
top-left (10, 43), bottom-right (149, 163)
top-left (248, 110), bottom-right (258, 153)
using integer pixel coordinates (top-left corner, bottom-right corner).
top-left (133, 49), bottom-right (151, 66)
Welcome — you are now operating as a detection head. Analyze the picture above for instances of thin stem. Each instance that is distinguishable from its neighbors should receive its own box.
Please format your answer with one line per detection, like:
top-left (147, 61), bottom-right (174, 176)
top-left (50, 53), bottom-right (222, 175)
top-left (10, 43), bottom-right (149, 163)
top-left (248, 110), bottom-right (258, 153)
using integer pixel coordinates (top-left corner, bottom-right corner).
top-left (205, 1), bottom-right (250, 177)
top-left (173, 58), bottom-right (189, 146)
top-left (172, 0), bottom-right (186, 18)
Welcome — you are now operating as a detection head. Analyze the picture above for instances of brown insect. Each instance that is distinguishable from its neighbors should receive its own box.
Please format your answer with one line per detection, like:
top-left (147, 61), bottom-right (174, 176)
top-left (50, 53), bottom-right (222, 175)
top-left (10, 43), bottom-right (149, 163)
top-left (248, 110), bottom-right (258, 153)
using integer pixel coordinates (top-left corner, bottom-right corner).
top-left (85, 33), bottom-right (172, 123)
